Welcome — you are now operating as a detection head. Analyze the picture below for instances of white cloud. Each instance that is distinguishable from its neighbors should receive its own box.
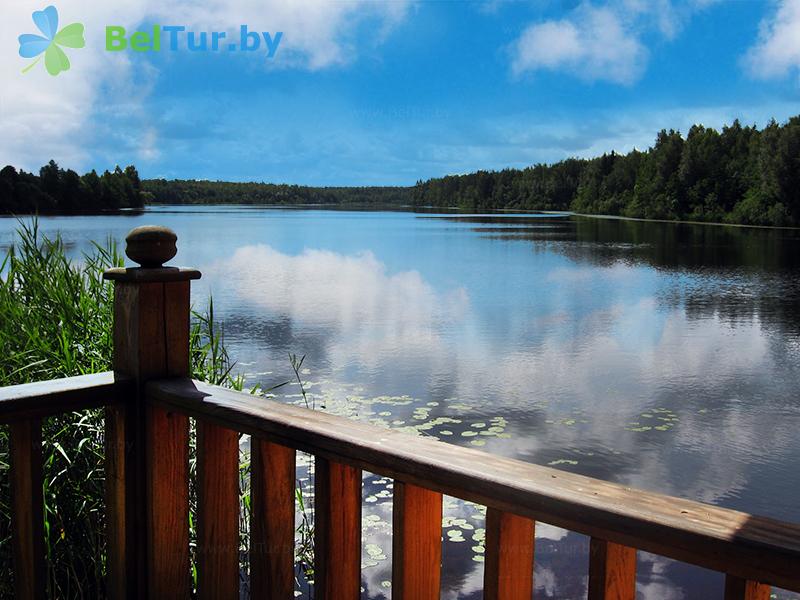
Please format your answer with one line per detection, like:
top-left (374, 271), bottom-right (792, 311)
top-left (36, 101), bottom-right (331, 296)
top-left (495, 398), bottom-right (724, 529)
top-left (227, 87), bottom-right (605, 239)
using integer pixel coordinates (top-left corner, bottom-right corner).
top-left (511, 5), bottom-right (648, 85)
top-left (622, 0), bottom-right (722, 39)
top-left (514, 20), bottom-right (584, 69)
top-left (204, 244), bottom-right (470, 368)
top-left (510, 0), bottom-right (722, 85)
top-left (744, 0), bottom-right (800, 80)
top-left (0, 0), bottom-right (410, 171)
top-left (439, 101), bottom-right (800, 172)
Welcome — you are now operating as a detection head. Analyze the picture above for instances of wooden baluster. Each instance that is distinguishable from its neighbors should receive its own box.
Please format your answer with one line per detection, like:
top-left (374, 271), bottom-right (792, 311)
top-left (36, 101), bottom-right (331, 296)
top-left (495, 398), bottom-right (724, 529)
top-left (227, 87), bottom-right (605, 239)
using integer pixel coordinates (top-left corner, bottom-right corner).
top-left (392, 482), bottom-right (442, 599)
top-left (104, 400), bottom-right (133, 600)
top-left (197, 422), bottom-right (240, 600)
top-left (588, 538), bottom-right (637, 600)
top-left (483, 508), bottom-right (535, 600)
top-left (146, 405), bottom-right (189, 598)
top-left (314, 457), bottom-right (362, 600)
top-left (724, 575), bottom-right (770, 600)
top-left (9, 419), bottom-right (46, 600)
top-left (250, 438), bottom-right (296, 599)
top-left (104, 226), bottom-right (200, 598)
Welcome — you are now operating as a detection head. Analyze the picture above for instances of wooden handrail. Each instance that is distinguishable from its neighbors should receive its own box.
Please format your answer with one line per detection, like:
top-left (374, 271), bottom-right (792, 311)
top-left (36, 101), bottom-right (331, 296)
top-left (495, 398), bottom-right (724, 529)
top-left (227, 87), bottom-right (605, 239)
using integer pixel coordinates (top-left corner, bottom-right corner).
top-left (147, 376), bottom-right (800, 594)
top-left (0, 372), bottom-right (131, 423)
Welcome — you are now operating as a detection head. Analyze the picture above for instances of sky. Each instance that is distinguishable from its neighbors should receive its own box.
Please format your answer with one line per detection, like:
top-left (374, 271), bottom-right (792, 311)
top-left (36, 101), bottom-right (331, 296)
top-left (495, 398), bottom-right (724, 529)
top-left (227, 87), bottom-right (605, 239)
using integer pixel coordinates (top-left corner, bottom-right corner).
top-left (2, 0), bottom-right (800, 185)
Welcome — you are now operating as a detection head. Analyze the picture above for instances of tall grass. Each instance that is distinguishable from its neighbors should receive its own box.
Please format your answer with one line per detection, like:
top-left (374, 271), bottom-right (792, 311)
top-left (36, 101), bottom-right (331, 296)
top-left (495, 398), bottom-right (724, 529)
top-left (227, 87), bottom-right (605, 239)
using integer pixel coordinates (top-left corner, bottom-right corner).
top-left (0, 220), bottom-right (118, 386)
top-left (0, 221), bottom-right (251, 597)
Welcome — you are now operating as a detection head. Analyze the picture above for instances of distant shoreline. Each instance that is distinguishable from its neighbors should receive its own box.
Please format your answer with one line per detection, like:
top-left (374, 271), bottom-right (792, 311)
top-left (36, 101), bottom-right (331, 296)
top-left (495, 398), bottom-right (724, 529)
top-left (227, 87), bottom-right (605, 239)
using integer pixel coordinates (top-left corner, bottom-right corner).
top-left (6, 202), bottom-right (800, 232)
top-left (566, 211), bottom-right (800, 232)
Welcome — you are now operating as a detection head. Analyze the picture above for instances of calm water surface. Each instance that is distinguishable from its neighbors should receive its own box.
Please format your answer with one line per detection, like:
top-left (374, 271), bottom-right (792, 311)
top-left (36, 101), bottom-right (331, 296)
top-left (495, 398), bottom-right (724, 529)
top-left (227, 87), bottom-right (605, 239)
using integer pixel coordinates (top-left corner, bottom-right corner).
top-left (3, 206), bottom-right (800, 599)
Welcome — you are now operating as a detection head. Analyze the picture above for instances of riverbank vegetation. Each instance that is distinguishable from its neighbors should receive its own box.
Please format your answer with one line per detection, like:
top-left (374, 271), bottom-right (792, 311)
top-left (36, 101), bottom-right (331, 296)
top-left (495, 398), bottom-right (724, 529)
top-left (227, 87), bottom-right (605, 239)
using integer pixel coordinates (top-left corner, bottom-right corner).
top-left (3, 114), bottom-right (799, 226)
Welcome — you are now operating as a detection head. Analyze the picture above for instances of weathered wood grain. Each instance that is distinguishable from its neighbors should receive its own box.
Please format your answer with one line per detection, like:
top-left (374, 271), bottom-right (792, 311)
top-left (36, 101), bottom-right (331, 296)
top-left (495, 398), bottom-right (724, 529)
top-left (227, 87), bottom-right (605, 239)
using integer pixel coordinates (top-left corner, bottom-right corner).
top-left (105, 401), bottom-right (137, 600)
top-left (392, 482), bottom-right (442, 599)
top-left (314, 457), bottom-right (362, 600)
top-left (147, 377), bottom-right (800, 593)
top-left (9, 418), bottom-right (46, 600)
top-left (164, 281), bottom-right (190, 377)
top-left (197, 422), bottom-right (239, 600)
top-left (0, 372), bottom-right (128, 423)
top-left (484, 508), bottom-right (535, 600)
top-left (250, 438), bottom-right (296, 599)
top-left (103, 266), bottom-right (201, 283)
top-left (588, 538), bottom-right (636, 600)
top-left (146, 404), bottom-right (190, 598)
top-left (724, 575), bottom-right (771, 600)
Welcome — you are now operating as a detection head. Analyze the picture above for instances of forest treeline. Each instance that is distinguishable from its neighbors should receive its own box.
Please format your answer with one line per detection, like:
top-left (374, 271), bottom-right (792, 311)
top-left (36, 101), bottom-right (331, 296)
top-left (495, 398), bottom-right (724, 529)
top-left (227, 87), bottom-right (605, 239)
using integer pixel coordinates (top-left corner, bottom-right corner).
top-left (412, 116), bottom-right (800, 227)
top-left (3, 115), bottom-right (799, 226)
top-left (142, 178), bottom-right (412, 206)
top-left (0, 160), bottom-right (146, 214)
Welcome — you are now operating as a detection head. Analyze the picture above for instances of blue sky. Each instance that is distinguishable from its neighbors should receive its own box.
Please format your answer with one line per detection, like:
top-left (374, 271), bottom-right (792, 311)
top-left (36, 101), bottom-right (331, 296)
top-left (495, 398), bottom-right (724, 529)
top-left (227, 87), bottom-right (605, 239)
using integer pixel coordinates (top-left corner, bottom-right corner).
top-left (3, 0), bottom-right (800, 185)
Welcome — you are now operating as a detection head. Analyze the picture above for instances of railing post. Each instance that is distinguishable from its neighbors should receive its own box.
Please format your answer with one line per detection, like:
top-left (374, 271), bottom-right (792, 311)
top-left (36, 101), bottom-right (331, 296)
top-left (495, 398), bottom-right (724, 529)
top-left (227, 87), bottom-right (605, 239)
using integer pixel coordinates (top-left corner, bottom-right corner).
top-left (724, 575), bottom-right (771, 600)
top-left (250, 438), bottom-right (296, 598)
top-left (392, 482), bottom-right (443, 600)
top-left (483, 508), bottom-right (535, 600)
top-left (197, 422), bottom-right (240, 600)
top-left (588, 538), bottom-right (637, 600)
top-left (9, 418), bottom-right (46, 600)
top-left (314, 457), bottom-right (362, 600)
top-left (103, 226), bottom-right (200, 599)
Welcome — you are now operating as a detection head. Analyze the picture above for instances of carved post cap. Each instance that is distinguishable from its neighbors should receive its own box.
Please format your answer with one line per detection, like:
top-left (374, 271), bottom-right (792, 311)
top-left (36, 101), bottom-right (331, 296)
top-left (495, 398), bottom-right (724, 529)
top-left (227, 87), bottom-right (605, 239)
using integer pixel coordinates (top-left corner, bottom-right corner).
top-left (104, 225), bottom-right (200, 282)
top-left (125, 225), bottom-right (178, 268)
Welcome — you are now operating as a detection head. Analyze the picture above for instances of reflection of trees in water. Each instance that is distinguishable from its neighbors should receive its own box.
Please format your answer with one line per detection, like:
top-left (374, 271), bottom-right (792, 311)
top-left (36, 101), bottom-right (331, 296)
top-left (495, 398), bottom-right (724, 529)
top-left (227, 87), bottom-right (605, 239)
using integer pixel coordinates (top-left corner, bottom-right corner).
top-left (572, 217), bottom-right (800, 272)
top-left (461, 214), bottom-right (800, 335)
top-left (455, 214), bottom-right (800, 271)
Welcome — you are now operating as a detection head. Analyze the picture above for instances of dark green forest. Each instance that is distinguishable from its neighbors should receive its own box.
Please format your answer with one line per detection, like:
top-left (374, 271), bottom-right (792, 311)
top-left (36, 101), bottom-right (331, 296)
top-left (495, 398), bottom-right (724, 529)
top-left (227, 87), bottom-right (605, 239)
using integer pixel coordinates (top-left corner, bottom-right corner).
top-left (142, 178), bottom-right (412, 206)
top-left (413, 116), bottom-right (800, 227)
top-left (0, 161), bottom-right (146, 214)
top-left (3, 115), bottom-right (800, 227)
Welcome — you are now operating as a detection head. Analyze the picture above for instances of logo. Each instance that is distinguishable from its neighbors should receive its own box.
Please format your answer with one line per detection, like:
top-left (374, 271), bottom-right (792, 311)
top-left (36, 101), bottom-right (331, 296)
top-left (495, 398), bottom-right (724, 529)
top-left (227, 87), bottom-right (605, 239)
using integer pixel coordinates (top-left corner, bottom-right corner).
top-left (104, 25), bottom-right (282, 57)
top-left (19, 6), bottom-right (85, 76)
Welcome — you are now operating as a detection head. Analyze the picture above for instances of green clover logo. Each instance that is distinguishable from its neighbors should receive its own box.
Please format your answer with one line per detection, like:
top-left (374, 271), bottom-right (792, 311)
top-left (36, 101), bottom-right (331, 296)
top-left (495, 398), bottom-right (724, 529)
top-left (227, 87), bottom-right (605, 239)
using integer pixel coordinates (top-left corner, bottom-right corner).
top-left (19, 6), bottom-right (85, 76)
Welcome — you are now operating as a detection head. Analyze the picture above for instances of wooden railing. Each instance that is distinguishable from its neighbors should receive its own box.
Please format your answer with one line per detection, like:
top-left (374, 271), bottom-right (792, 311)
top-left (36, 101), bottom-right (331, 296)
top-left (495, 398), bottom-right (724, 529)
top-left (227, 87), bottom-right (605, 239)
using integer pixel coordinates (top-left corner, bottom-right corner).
top-left (1, 225), bottom-right (799, 600)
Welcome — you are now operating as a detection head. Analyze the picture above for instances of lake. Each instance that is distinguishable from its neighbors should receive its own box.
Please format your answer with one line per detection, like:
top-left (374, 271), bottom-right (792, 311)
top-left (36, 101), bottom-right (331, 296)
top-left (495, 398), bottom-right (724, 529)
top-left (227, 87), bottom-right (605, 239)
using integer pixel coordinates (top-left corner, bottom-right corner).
top-left (3, 206), bottom-right (800, 599)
